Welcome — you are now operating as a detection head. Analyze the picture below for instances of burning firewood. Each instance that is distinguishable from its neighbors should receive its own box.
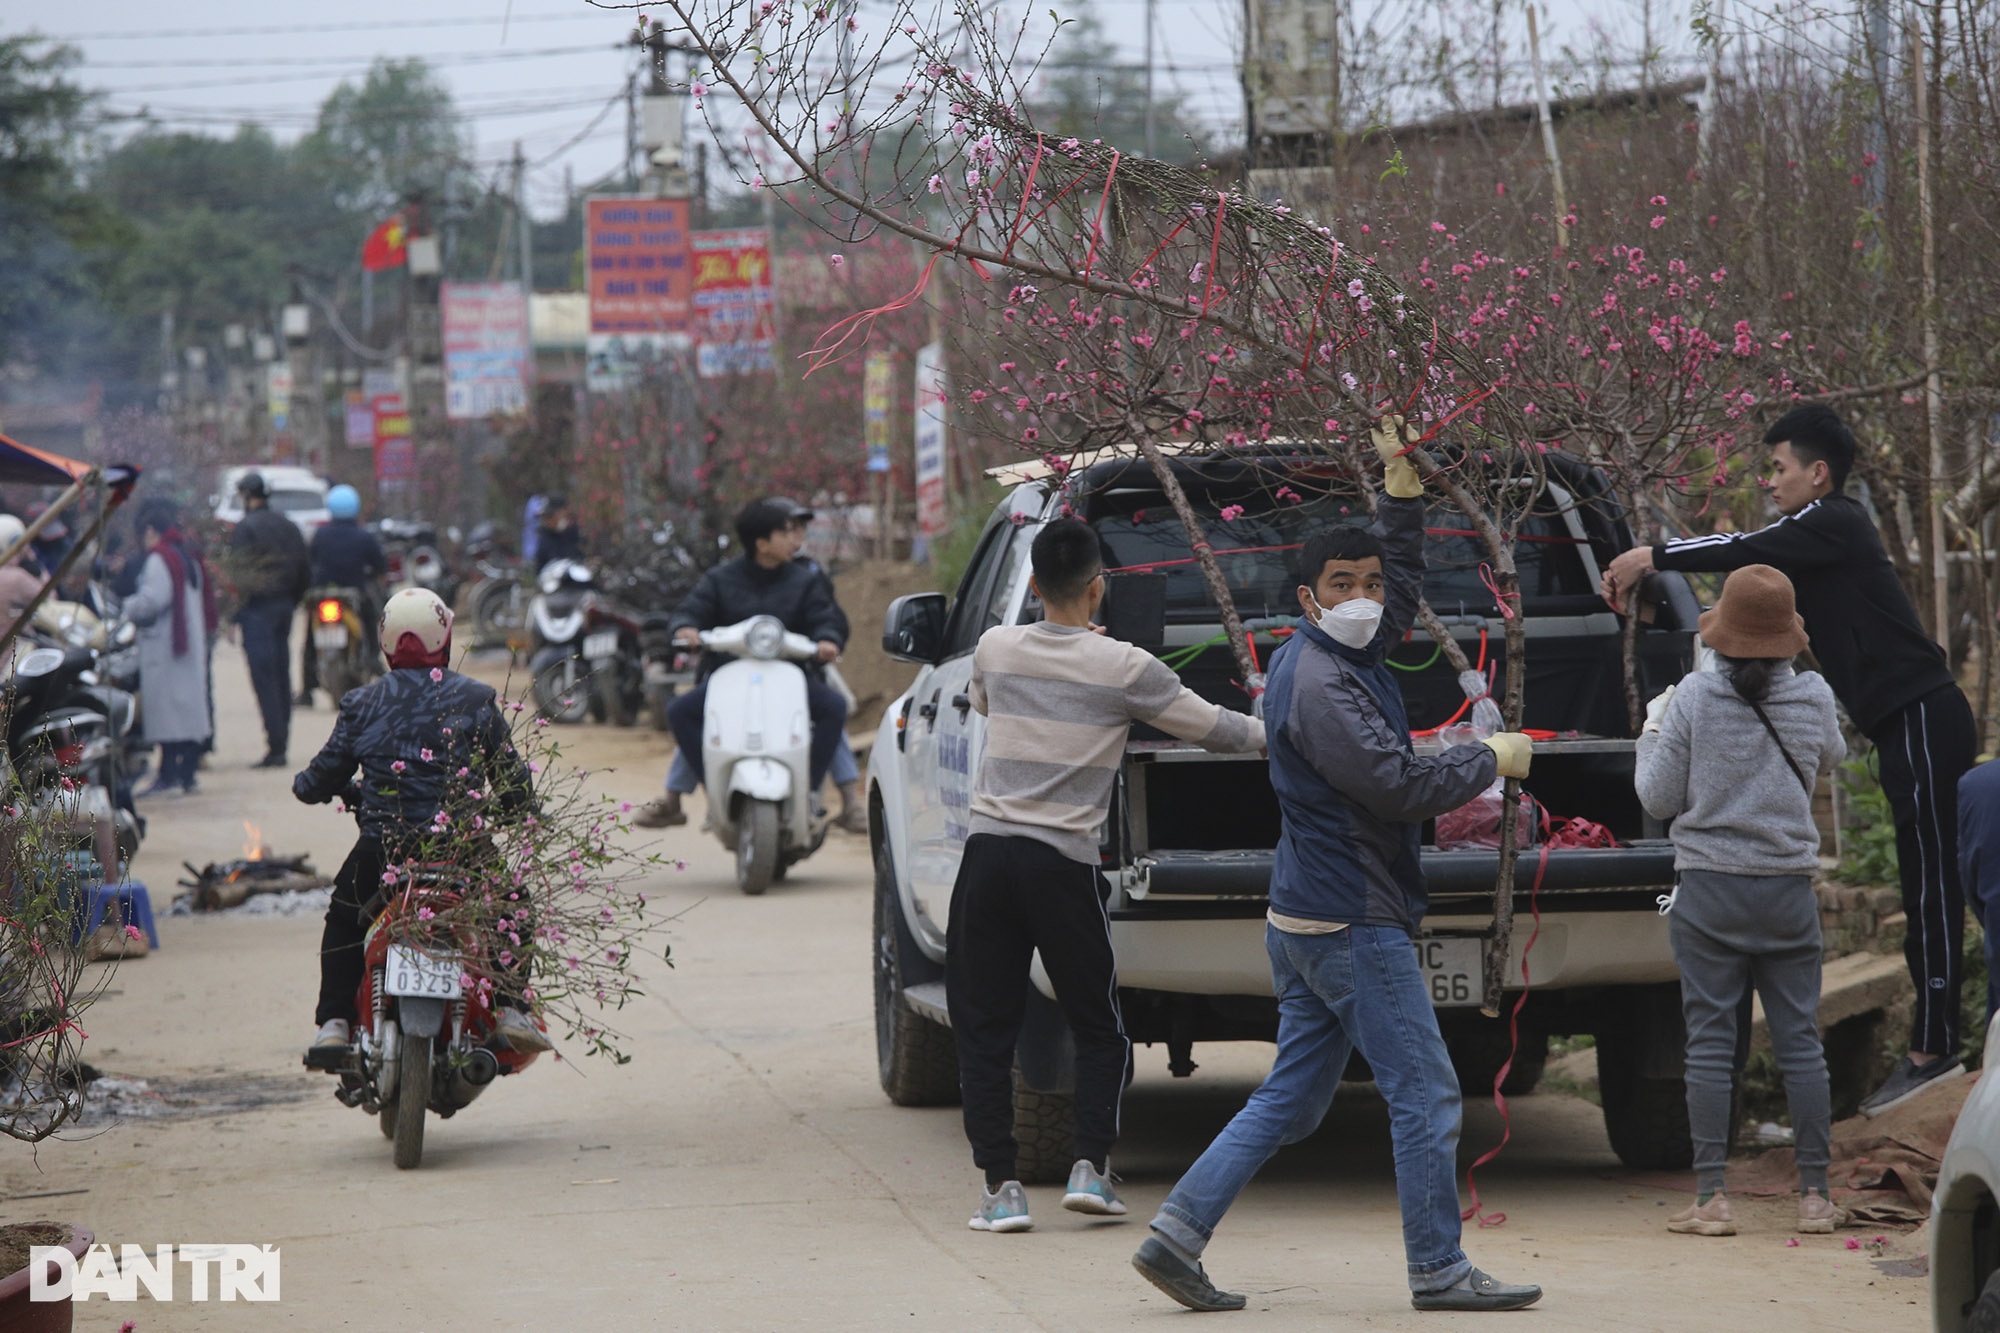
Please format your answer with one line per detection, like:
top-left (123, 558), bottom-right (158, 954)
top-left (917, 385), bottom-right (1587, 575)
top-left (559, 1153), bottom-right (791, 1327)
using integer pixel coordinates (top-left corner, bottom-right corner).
top-left (175, 850), bottom-right (332, 912)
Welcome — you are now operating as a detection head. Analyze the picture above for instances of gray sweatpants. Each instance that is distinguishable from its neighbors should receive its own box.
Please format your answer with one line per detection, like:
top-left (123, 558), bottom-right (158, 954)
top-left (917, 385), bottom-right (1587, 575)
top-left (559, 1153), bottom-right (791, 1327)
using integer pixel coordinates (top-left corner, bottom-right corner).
top-left (1668, 868), bottom-right (1831, 1195)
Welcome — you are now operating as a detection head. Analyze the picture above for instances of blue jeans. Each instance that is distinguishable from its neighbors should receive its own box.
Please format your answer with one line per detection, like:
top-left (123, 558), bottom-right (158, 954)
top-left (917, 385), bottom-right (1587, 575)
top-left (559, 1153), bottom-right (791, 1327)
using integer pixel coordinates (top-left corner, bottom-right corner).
top-left (1151, 924), bottom-right (1471, 1294)
top-left (667, 732), bottom-right (857, 793)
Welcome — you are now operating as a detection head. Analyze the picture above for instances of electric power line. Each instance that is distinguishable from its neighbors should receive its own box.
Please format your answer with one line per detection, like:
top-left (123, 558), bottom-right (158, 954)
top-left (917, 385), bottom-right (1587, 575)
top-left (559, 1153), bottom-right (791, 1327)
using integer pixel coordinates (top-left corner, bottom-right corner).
top-left (39, 13), bottom-right (614, 41)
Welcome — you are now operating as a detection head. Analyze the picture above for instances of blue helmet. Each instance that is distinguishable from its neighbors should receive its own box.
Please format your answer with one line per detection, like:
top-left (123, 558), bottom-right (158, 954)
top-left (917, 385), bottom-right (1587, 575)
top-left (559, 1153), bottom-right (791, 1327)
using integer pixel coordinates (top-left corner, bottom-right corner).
top-left (326, 485), bottom-right (361, 520)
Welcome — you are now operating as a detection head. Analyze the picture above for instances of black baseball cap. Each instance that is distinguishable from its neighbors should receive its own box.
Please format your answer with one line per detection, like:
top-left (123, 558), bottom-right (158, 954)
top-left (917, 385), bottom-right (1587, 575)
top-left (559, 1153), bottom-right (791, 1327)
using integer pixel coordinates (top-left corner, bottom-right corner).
top-left (236, 471), bottom-right (268, 499)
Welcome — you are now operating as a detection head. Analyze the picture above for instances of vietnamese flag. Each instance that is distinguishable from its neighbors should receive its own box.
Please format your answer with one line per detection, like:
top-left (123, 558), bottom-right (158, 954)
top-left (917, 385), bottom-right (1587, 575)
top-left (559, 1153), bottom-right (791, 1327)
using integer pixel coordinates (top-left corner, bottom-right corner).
top-left (361, 213), bottom-right (407, 271)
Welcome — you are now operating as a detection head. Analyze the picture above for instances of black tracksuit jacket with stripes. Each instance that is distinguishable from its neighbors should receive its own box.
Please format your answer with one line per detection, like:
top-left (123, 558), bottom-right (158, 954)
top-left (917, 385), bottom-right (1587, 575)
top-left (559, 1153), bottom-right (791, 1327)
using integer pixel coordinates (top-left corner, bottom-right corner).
top-left (1651, 493), bottom-right (1952, 737)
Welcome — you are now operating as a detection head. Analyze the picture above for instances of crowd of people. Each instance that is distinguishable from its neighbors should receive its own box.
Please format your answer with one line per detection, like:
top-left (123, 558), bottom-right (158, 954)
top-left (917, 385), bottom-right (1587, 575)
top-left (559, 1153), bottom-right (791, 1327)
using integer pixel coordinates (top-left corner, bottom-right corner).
top-left (5, 400), bottom-right (1996, 1314)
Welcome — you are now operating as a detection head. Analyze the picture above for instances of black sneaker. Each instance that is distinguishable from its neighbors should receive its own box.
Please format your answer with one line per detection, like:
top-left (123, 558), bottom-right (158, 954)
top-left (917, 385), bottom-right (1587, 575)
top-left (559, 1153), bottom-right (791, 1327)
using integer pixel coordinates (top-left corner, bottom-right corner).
top-left (253, 752), bottom-right (288, 770)
top-left (1410, 1267), bottom-right (1543, 1312)
top-left (1859, 1055), bottom-right (1964, 1118)
top-left (1132, 1235), bottom-right (1246, 1312)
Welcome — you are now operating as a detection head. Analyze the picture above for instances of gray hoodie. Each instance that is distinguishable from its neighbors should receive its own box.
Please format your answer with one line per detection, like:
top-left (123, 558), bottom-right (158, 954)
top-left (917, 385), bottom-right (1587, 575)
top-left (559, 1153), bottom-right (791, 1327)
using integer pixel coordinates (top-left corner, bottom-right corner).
top-left (1634, 664), bottom-right (1846, 876)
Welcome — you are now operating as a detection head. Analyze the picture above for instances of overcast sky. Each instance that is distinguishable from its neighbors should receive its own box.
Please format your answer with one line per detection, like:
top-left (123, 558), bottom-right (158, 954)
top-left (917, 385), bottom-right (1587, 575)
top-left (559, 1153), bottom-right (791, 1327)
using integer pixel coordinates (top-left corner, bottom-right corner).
top-left (31, 0), bottom-right (1705, 220)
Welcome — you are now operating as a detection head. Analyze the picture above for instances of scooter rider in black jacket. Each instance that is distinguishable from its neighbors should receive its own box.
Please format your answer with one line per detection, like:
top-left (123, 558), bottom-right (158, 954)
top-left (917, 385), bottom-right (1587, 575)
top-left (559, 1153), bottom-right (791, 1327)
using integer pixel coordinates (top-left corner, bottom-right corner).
top-left (631, 497), bottom-right (849, 830)
top-left (295, 588), bottom-right (551, 1065)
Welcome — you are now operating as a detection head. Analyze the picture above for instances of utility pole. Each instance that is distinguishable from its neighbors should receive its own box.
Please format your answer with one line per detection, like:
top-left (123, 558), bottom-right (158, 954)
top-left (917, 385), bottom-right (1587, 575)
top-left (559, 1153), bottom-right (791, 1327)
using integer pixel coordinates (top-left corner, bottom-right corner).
top-left (514, 140), bottom-right (534, 292)
top-left (1144, 0), bottom-right (1157, 159)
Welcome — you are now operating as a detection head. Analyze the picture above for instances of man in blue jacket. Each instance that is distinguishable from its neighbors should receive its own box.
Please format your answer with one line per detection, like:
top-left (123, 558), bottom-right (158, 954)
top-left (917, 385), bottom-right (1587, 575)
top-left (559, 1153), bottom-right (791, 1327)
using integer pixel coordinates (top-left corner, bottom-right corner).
top-left (1133, 417), bottom-right (1542, 1315)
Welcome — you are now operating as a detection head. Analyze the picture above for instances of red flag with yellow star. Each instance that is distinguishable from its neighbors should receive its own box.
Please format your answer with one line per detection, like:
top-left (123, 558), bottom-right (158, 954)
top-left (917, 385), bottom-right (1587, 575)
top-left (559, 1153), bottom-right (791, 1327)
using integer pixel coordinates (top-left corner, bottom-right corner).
top-left (361, 213), bottom-right (407, 272)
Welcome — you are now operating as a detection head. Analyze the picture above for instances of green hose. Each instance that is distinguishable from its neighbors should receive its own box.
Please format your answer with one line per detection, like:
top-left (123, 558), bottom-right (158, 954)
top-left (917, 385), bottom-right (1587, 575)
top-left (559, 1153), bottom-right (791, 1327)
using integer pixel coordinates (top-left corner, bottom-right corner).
top-left (1386, 639), bottom-right (1445, 673)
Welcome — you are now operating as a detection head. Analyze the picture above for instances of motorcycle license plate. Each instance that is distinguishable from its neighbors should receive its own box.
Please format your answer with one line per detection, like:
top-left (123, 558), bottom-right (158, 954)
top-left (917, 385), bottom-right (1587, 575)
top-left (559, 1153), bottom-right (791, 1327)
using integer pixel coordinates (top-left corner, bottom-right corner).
top-left (583, 631), bottom-right (620, 660)
top-left (313, 625), bottom-right (349, 651)
top-left (1414, 937), bottom-right (1482, 1008)
top-left (385, 944), bottom-right (464, 999)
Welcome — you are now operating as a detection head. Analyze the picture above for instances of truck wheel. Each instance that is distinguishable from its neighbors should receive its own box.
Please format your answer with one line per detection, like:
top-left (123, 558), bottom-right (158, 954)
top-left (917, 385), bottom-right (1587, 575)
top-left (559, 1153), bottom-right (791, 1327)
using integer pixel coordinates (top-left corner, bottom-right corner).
top-left (1970, 1269), bottom-right (2000, 1333)
top-left (1012, 1071), bottom-right (1077, 1185)
top-left (1595, 985), bottom-right (1694, 1171)
top-left (873, 840), bottom-right (958, 1106)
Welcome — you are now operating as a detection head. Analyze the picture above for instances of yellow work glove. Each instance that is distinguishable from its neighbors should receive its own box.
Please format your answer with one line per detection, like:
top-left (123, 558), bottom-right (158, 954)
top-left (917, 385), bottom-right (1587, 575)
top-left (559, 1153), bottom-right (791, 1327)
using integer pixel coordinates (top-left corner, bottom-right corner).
top-left (1481, 732), bottom-right (1533, 780)
top-left (1371, 414), bottom-right (1424, 499)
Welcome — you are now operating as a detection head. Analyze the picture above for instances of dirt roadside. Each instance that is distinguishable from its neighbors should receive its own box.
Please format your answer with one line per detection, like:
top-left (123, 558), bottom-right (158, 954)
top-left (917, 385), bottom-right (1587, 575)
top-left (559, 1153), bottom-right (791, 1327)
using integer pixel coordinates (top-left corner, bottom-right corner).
top-left (0, 641), bottom-right (1928, 1330)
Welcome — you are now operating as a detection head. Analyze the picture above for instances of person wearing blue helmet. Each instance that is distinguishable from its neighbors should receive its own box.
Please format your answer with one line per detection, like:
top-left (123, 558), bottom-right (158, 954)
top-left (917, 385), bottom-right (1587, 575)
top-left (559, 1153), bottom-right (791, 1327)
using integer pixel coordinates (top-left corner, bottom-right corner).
top-left (303, 484), bottom-right (388, 702)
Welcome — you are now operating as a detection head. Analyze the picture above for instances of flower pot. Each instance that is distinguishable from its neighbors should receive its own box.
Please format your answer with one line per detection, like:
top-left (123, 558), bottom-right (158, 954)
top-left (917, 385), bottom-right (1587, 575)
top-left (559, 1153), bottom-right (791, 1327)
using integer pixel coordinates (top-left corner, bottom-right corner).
top-left (0, 1223), bottom-right (93, 1332)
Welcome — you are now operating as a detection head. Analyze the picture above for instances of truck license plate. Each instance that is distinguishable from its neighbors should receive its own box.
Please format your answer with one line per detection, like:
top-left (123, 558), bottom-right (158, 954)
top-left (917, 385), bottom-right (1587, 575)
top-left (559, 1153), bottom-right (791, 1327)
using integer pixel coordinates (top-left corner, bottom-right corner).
top-left (385, 944), bottom-right (463, 999)
top-left (584, 631), bottom-right (620, 660)
top-left (1415, 937), bottom-right (1482, 1007)
top-left (313, 624), bottom-right (349, 650)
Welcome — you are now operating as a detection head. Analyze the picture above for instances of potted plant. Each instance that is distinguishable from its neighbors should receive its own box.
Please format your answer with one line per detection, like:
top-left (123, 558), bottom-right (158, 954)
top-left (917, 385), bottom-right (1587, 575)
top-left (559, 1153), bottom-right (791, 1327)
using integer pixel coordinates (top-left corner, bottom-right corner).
top-left (0, 1222), bottom-right (93, 1330)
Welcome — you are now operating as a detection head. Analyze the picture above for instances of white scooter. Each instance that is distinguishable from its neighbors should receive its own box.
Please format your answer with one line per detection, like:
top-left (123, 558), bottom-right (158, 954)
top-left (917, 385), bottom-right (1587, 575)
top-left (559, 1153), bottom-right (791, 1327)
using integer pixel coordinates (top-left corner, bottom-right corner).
top-left (696, 615), bottom-right (829, 895)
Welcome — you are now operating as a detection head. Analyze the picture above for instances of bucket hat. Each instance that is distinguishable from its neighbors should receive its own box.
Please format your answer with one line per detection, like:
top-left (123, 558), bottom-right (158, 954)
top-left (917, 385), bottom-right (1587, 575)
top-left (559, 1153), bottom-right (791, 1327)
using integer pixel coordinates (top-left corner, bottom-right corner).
top-left (1697, 563), bottom-right (1810, 659)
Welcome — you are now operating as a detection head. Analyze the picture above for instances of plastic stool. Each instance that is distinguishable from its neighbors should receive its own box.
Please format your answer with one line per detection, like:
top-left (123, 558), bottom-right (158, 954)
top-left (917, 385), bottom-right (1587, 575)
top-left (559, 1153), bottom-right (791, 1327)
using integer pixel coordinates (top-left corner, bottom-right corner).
top-left (78, 882), bottom-right (159, 949)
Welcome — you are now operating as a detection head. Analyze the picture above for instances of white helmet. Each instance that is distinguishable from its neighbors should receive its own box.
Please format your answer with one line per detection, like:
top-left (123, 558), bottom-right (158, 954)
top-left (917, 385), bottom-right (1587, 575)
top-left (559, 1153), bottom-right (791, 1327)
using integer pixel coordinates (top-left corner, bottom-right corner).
top-left (380, 587), bottom-right (454, 658)
top-left (0, 515), bottom-right (24, 553)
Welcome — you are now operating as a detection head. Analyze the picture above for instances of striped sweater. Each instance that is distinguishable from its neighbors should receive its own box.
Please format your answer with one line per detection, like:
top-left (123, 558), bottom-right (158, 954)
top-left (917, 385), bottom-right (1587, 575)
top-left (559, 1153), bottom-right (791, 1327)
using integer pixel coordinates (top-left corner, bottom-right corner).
top-left (967, 621), bottom-right (1266, 863)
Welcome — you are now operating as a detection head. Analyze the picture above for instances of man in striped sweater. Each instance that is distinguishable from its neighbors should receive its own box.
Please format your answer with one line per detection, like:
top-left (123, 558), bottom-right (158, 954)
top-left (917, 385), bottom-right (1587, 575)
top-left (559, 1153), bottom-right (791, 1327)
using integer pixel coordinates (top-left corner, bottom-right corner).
top-left (948, 517), bottom-right (1266, 1234)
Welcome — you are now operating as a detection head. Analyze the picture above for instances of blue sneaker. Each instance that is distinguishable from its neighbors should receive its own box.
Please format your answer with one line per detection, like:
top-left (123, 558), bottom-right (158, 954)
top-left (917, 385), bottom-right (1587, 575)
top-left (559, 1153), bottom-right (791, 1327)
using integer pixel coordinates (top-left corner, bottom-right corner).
top-left (1062, 1158), bottom-right (1127, 1217)
top-left (968, 1180), bottom-right (1032, 1233)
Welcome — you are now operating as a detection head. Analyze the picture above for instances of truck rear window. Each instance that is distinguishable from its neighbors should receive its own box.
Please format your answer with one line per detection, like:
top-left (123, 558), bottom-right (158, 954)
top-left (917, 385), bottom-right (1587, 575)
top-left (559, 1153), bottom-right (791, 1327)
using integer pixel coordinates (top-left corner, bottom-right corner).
top-left (1092, 498), bottom-right (1593, 622)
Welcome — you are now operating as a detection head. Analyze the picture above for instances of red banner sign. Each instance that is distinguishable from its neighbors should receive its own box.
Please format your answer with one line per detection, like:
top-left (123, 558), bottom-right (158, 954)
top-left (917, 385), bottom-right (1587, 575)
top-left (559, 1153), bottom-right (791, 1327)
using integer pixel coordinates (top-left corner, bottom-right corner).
top-left (586, 197), bottom-right (692, 335)
top-left (691, 228), bottom-right (776, 377)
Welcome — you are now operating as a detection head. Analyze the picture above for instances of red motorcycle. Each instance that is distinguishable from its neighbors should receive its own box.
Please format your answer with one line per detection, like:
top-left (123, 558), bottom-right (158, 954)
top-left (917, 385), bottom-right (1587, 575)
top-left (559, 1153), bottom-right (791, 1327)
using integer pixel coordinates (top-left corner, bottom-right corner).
top-left (322, 863), bottom-right (546, 1169)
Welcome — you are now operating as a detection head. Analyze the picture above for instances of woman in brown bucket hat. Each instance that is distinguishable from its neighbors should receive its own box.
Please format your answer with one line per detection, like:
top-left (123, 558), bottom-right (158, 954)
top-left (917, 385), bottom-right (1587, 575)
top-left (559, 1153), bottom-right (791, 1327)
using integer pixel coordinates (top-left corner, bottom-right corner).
top-left (1635, 564), bottom-right (1849, 1238)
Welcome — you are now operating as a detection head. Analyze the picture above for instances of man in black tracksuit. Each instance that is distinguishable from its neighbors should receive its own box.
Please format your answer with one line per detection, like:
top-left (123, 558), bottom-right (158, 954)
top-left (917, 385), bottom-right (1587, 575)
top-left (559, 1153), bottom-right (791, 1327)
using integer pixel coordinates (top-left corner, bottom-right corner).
top-left (1604, 403), bottom-right (1974, 1115)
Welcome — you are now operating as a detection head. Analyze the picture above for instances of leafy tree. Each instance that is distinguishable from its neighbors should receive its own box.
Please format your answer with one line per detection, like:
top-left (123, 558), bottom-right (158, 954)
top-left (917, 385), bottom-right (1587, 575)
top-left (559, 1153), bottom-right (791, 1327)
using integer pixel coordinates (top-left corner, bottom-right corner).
top-left (300, 57), bottom-right (467, 223)
top-left (0, 36), bottom-right (124, 371)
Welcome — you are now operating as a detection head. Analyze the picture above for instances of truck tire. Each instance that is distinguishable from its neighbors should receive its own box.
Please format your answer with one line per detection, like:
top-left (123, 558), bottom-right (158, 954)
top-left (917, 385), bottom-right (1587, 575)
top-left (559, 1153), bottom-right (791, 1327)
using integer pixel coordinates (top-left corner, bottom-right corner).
top-left (873, 837), bottom-right (958, 1106)
top-left (1595, 985), bottom-right (1694, 1171)
top-left (1970, 1268), bottom-right (2000, 1333)
top-left (1012, 1072), bottom-right (1076, 1185)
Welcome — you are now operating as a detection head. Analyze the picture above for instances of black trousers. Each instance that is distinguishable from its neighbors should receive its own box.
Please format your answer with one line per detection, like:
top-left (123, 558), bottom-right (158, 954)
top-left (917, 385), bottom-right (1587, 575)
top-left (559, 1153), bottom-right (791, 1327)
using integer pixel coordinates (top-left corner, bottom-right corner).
top-left (945, 833), bottom-right (1131, 1183)
top-left (237, 596), bottom-right (296, 757)
top-left (1868, 683), bottom-right (1978, 1057)
top-left (316, 836), bottom-right (386, 1026)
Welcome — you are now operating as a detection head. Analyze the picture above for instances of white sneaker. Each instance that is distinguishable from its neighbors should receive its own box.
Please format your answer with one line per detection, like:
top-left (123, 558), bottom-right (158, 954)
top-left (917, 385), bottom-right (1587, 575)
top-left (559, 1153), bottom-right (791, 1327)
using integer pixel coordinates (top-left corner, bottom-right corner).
top-left (969, 1180), bottom-right (1033, 1232)
top-left (313, 1019), bottom-right (351, 1047)
top-left (1062, 1158), bottom-right (1127, 1216)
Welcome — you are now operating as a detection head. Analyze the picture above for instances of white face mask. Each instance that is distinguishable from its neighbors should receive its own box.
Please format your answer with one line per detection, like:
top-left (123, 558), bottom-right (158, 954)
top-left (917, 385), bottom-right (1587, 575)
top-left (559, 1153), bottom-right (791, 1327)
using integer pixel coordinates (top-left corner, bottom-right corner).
top-left (1306, 591), bottom-right (1385, 649)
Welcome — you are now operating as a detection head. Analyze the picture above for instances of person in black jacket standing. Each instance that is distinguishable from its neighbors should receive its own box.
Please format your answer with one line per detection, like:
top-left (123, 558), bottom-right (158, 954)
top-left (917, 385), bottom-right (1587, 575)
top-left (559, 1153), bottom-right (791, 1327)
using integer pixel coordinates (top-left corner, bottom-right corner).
top-left (631, 497), bottom-right (848, 829)
top-left (1603, 404), bottom-right (1975, 1116)
top-left (228, 472), bottom-right (312, 768)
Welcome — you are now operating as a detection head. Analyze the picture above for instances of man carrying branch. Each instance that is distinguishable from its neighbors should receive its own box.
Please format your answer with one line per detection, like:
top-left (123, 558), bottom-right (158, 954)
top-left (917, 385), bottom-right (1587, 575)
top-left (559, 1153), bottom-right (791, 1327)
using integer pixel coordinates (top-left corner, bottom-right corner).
top-left (1133, 417), bottom-right (1542, 1314)
top-left (1603, 404), bottom-right (1975, 1116)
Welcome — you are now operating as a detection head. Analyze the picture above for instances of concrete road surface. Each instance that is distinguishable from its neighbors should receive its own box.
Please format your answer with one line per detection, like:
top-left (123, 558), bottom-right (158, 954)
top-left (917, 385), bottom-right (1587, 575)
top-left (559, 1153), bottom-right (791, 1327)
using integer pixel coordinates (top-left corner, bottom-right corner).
top-left (1, 644), bottom-right (1927, 1329)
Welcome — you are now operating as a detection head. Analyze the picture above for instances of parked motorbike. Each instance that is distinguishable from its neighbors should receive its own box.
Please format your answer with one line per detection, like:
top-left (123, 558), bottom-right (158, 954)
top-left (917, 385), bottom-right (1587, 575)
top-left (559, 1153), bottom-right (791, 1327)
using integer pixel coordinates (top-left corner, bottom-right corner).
top-left (580, 600), bottom-right (646, 727)
top-left (527, 559), bottom-right (597, 724)
top-left (308, 851), bottom-right (547, 1169)
top-left (32, 592), bottom-right (148, 788)
top-left (5, 641), bottom-right (142, 867)
top-left (694, 615), bottom-right (829, 895)
top-left (308, 586), bottom-right (382, 701)
top-left (375, 519), bottom-right (460, 608)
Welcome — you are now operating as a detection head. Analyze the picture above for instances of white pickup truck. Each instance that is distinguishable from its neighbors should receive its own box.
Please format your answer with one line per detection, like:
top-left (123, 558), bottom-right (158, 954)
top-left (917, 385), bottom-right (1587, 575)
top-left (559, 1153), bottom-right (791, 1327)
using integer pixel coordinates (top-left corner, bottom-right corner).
top-left (868, 450), bottom-right (1706, 1181)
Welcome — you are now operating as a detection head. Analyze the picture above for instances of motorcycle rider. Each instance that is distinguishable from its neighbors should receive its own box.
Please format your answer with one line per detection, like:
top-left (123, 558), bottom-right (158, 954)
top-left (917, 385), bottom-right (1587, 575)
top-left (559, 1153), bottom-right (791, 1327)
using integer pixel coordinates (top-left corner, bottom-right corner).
top-left (534, 495), bottom-right (585, 574)
top-left (646, 502), bottom-right (868, 832)
top-left (305, 484), bottom-right (388, 687)
top-left (632, 497), bottom-right (849, 830)
top-left (294, 588), bottom-right (552, 1063)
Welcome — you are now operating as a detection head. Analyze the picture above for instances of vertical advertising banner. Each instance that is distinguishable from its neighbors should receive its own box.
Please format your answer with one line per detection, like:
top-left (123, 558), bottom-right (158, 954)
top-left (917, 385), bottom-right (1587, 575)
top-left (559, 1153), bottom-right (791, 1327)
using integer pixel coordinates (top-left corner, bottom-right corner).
top-left (265, 363), bottom-right (293, 430)
top-left (365, 365), bottom-right (413, 484)
top-left (691, 228), bottom-right (777, 378)
top-left (586, 196), bottom-right (691, 390)
top-left (441, 281), bottom-right (531, 419)
top-left (914, 341), bottom-right (949, 536)
top-left (863, 352), bottom-right (894, 474)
